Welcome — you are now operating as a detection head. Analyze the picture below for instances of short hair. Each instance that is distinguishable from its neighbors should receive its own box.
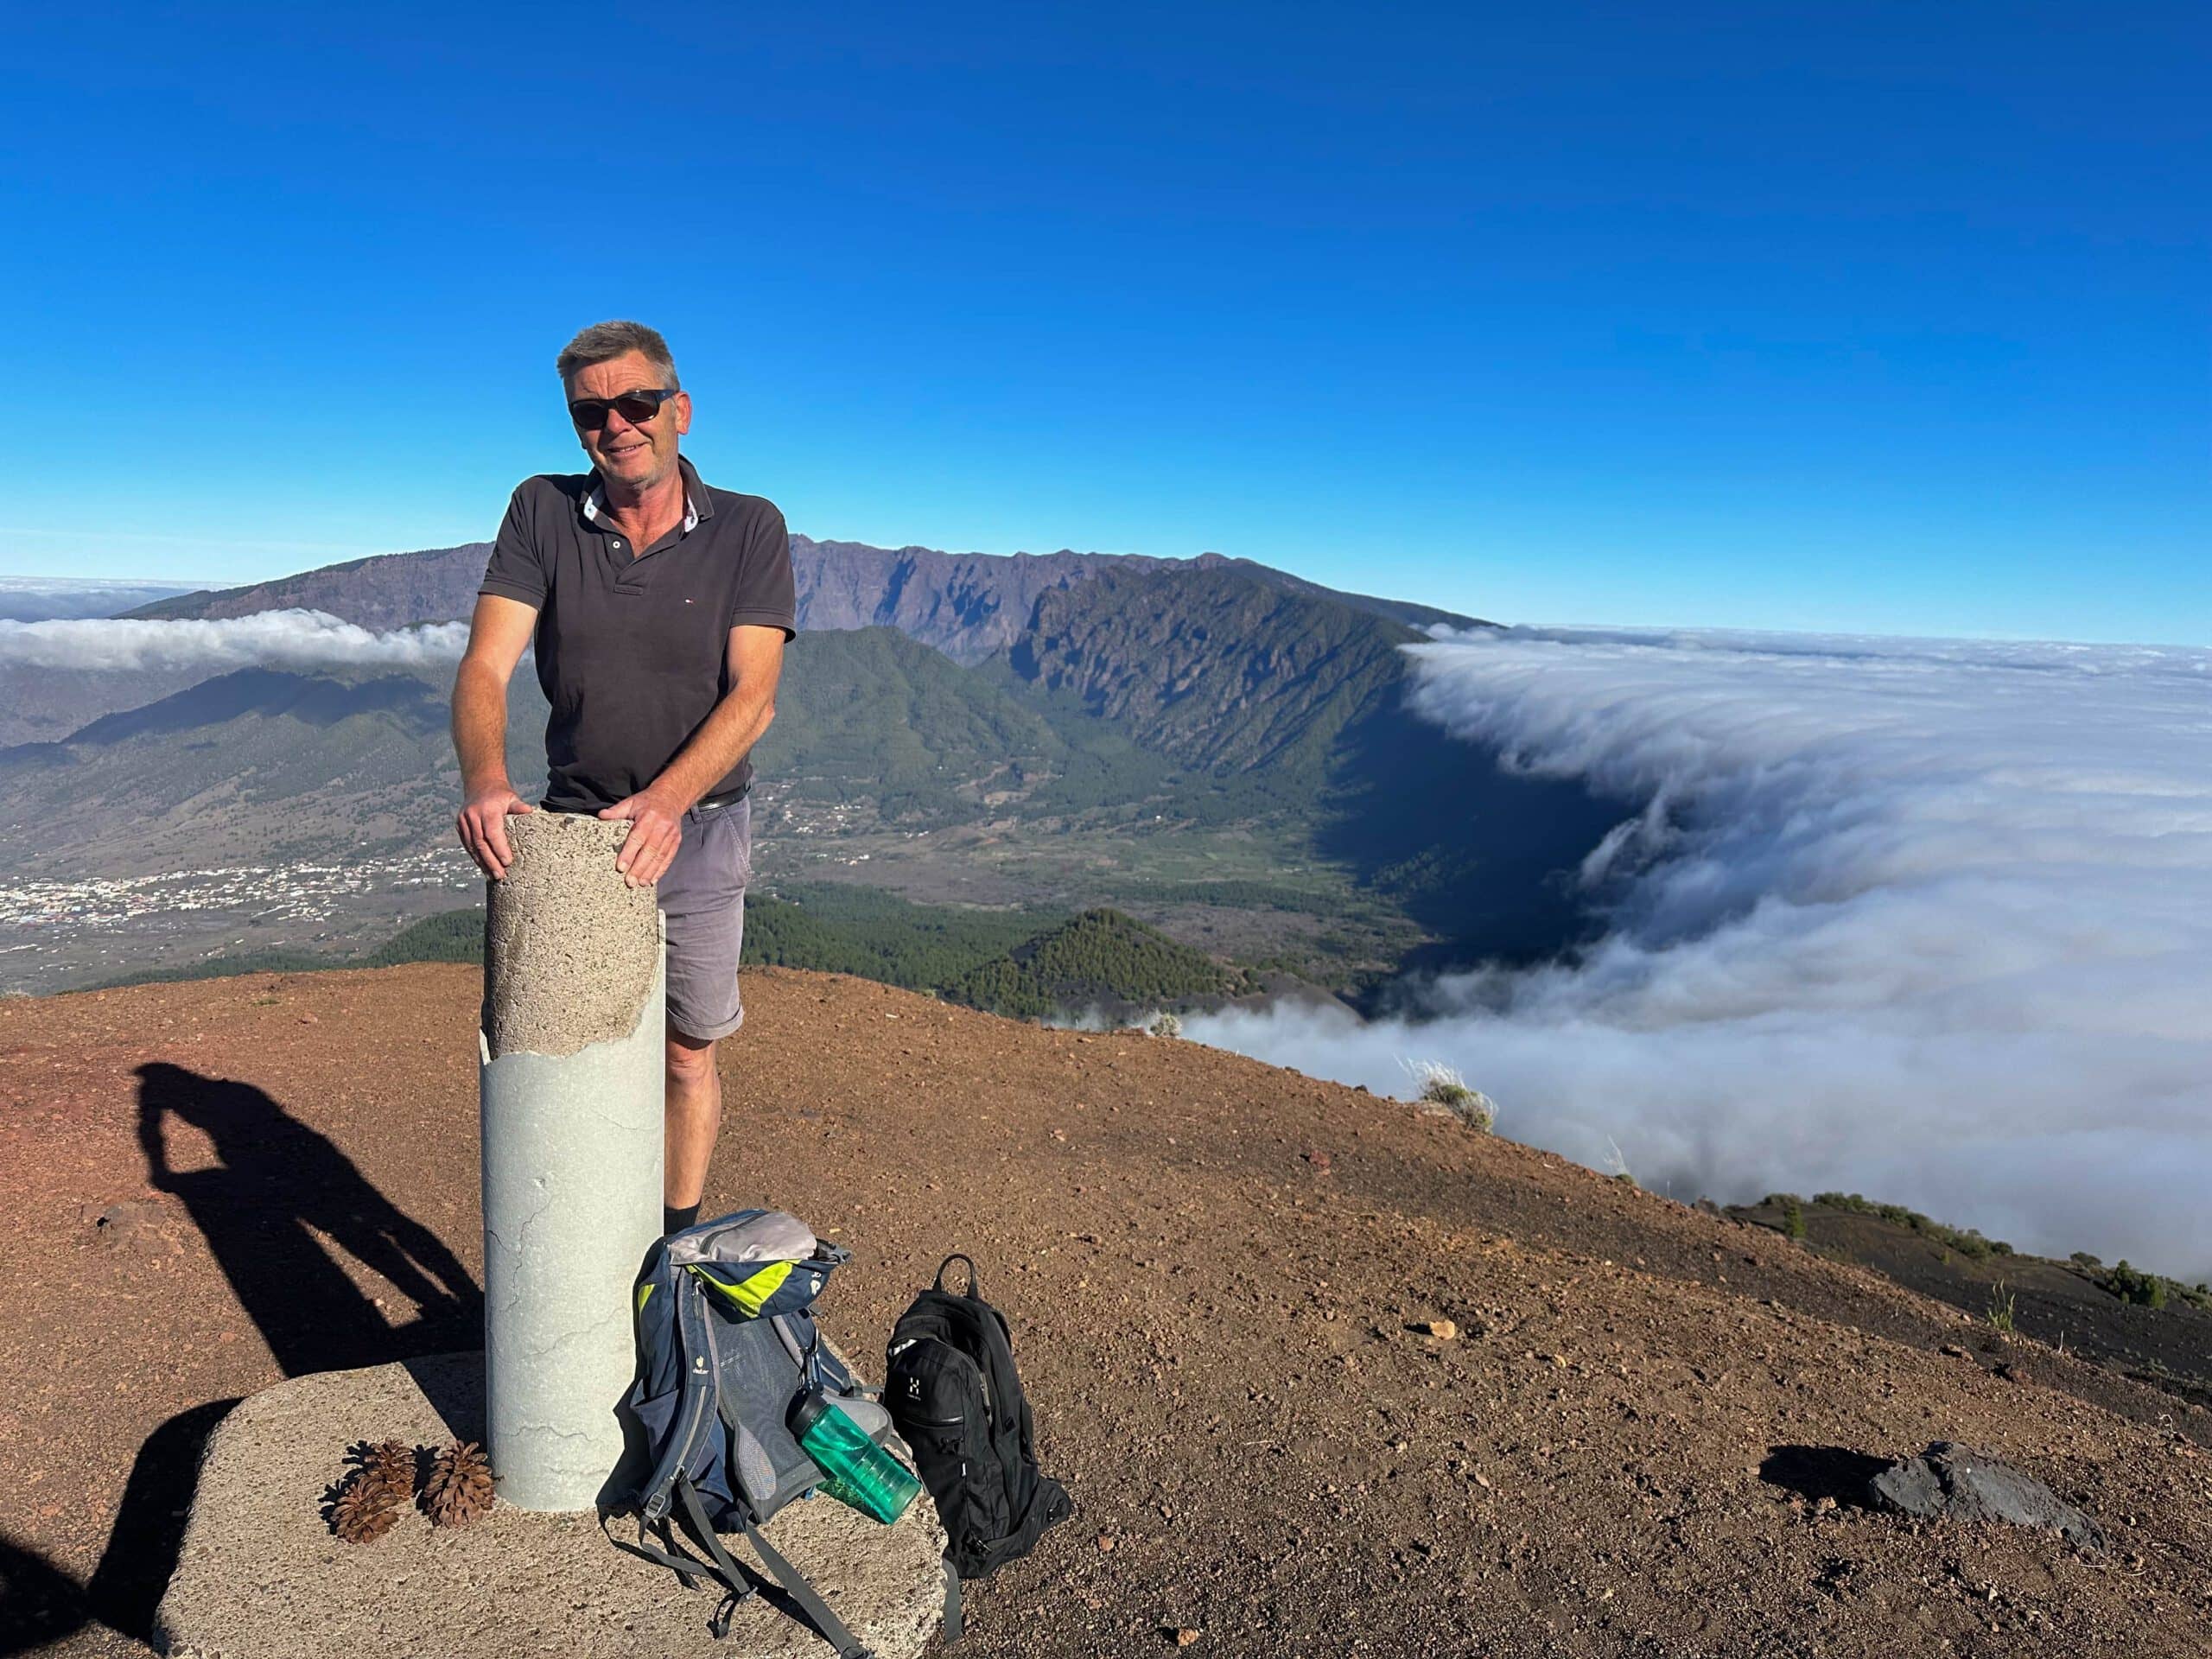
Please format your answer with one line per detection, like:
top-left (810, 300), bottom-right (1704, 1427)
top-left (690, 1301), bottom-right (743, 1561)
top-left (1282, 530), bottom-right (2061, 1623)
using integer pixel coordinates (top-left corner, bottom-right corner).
top-left (556, 320), bottom-right (681, 391)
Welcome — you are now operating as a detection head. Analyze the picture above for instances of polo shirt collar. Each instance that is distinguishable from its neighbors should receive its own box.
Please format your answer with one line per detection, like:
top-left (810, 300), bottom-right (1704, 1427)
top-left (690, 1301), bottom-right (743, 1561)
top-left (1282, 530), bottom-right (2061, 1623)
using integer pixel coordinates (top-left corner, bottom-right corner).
top-left (581, 454), bottom-right (711, 533)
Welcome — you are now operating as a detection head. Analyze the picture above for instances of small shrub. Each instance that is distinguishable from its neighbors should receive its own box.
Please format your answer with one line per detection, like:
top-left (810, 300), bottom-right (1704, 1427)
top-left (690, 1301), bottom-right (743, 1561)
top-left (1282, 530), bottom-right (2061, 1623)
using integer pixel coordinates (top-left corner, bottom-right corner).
top-left (1986, 1282), bottom-right (2017, 1335)
top-left (1406, 1061), bottom-right (1495, 1133)
top-left (2069, 1251), bottom-right (2103, 1269)
top-left (2105, 1260), bottom-right (2168, 1310)
top-left (1781, 1198), bottom-right (1807, 1241)
top-left (1612, 1171), bottom-right (1637, 1189)
top-left (1147, 1011), bottom-right (1183, 1039)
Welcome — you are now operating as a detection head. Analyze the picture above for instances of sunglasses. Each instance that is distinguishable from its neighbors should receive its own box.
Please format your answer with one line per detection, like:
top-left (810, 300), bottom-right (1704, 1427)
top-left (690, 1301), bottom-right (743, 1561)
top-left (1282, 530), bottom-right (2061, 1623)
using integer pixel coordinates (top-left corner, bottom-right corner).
top-left (568, 388), bottom-right (677, 431)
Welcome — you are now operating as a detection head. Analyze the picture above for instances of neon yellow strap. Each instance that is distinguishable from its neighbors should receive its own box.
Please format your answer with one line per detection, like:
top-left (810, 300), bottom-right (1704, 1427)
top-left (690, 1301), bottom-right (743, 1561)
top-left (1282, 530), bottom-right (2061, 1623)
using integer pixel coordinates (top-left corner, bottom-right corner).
top-left (689, 1259), bottom-right (794, 1317)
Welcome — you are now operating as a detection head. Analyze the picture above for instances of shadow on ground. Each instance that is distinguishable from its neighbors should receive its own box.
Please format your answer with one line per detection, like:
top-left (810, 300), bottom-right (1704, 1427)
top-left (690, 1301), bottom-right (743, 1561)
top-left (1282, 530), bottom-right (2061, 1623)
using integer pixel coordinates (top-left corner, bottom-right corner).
top-left (0, 1066), bottom-right (483, 1655)
top-left (1758, 1445), bottom-right (1891, 1509)
top-left (136, 1062), bottom-right (480, 1376)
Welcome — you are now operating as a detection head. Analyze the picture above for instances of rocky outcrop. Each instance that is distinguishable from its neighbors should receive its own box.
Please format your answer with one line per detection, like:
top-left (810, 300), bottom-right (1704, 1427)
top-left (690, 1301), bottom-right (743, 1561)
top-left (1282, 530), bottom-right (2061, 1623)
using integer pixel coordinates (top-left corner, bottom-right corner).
top-left (1869, 1441), bottom-right (2104, 1548)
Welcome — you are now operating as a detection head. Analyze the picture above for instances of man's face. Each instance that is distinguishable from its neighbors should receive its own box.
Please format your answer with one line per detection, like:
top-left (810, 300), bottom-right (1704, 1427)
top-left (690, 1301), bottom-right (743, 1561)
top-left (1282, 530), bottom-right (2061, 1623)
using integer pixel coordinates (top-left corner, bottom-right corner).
top-left (567, 350), bottom-right (692, 493)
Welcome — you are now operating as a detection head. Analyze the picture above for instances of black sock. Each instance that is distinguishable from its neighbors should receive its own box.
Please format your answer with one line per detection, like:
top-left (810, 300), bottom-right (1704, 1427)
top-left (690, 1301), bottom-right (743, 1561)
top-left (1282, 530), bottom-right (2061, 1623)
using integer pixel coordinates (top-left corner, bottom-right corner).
top-left (664, 1202), bottom-right (701, 1236)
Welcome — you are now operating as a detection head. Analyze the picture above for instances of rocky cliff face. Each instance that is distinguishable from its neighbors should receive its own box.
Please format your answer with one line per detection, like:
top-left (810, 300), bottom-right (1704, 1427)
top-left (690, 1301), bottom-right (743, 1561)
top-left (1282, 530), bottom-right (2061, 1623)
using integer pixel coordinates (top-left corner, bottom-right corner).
top-left (1007, 565), bottom-right (1423, 779)
top-left (787, 537), bottom-right (1173, 664)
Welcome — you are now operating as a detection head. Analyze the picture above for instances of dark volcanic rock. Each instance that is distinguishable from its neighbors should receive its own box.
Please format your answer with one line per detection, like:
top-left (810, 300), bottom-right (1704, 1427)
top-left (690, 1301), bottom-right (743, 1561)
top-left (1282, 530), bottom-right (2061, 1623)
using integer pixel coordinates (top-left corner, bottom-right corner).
top-left (1868, 1441), bottom-right (2101, 1547)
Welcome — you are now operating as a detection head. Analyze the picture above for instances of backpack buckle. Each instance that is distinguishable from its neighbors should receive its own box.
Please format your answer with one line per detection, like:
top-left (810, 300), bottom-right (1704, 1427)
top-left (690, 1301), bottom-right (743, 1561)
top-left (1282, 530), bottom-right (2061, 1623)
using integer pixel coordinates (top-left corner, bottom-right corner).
top-left (708, 1586), bottom-right (748, 1639)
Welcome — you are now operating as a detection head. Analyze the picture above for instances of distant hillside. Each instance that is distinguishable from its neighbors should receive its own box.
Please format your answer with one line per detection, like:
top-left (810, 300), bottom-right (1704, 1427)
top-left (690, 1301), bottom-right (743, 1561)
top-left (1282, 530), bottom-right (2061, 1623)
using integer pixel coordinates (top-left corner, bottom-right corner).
top-left (0, 578), bottom-right (200, 622)
top-left (123, 543), bottom-right (493, 630)
top-left (1733, 1192), bottom-right (2212, 1410)
top-left (1002, 565), bottom-right (1423, 786)
top-left (0, 666), bottom-right (480, 873)
top-left (946, 906), bottom-right (1257, 1020)
top-left (0, 663), bottom-right (220, 747)
top-left (756, 626), bottom-right (1073, 823)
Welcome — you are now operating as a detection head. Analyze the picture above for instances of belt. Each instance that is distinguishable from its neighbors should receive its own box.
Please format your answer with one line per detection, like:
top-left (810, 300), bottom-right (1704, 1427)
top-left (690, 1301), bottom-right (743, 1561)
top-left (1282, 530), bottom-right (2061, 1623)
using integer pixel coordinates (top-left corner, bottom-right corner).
top-left (696, 783), bottom-right (751, 813)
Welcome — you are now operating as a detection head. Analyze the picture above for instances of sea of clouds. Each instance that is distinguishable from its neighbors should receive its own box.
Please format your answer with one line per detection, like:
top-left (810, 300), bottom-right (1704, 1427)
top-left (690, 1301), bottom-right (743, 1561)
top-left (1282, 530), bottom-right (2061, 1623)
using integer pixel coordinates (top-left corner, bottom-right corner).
top-left (0, 608), bottom-right (471, 672)
top-left (1185, 626), bottom-right (2212, 1281)
top-left (0, 575), bottom-right (203, 623)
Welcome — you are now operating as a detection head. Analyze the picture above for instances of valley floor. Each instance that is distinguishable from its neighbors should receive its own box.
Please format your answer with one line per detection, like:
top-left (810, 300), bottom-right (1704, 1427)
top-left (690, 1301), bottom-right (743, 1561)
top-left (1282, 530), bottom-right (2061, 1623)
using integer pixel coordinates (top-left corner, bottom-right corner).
top-left (3, 966), bottom-right (2207, 1657)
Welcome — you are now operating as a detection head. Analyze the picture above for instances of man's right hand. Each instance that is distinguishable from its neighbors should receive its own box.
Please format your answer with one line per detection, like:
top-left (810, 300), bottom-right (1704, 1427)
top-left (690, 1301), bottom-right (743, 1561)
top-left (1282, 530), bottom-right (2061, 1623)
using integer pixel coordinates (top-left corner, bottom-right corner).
top-left (456, 785), bottom-right (535, 879)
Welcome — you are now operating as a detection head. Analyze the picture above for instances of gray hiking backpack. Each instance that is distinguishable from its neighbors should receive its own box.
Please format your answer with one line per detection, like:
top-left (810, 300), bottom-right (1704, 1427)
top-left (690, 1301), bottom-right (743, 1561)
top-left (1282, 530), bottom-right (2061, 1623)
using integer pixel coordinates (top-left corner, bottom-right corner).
top-left (618, 1209), bottom-right (899, 1656)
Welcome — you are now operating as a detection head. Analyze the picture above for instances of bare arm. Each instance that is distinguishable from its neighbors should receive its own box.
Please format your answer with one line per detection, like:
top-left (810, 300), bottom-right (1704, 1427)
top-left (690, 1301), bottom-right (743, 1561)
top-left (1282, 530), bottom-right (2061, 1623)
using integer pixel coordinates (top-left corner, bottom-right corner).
top-left (451, 594), bottom-right (541, 878)
top-left (596, 624), bottom-right (787, 888)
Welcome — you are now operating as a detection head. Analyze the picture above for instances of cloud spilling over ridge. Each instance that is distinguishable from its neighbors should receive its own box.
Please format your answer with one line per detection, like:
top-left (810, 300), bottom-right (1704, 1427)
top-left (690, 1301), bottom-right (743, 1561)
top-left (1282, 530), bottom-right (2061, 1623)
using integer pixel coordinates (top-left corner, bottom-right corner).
top-left (1186, 626), bottom-right (2212, 1280)
top-left (0, 609), bottom-right (472, 671)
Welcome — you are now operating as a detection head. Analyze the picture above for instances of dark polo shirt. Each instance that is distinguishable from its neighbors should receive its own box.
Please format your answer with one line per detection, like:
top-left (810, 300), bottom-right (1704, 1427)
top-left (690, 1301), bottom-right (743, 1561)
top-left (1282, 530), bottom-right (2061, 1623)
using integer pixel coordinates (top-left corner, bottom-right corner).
top-left (478, 455), bottom-right (796, 813)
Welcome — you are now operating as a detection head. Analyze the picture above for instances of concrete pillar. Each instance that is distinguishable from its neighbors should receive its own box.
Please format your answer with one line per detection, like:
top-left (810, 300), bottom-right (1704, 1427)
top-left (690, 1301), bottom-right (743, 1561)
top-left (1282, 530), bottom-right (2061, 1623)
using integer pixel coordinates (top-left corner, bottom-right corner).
top-left (479, 811), bottom-right (664, 1511)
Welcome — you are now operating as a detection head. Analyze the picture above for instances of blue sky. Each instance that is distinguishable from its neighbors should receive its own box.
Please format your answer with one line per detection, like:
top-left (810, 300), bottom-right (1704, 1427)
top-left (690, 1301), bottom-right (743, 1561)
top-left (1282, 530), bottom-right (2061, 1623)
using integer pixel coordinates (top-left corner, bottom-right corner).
top-left (6, 2), bottom-right (2206, 642)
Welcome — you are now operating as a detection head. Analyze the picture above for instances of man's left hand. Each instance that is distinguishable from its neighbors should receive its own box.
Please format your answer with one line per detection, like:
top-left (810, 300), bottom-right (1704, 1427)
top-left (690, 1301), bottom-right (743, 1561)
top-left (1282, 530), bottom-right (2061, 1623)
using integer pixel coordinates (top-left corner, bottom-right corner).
top-left (598, 789), bottom-right (688, 888)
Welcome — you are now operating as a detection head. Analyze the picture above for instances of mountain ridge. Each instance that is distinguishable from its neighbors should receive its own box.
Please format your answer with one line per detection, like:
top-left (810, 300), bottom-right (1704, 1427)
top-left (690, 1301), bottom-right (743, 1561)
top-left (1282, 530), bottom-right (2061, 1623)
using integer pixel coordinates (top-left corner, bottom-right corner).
top-left (118, 531), bottom-right (1488, 664)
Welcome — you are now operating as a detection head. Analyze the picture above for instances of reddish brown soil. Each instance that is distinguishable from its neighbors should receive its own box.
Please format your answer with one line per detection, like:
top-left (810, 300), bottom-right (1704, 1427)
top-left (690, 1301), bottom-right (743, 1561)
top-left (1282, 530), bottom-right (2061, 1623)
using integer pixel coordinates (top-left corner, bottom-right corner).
top-left (3, 965), bottom-right (2209, 1657)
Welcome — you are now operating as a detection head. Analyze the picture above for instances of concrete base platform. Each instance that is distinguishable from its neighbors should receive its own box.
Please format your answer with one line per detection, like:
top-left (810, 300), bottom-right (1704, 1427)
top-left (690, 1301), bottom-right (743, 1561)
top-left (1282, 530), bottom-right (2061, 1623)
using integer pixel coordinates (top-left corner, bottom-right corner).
top-left (157, 1353), bottom-right (948, 1659)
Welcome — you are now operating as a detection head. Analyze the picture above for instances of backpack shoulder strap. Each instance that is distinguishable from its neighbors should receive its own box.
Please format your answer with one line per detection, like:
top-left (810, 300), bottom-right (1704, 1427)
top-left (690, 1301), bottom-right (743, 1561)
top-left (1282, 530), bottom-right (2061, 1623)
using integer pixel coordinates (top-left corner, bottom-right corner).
top-left (639, 1271), bottom-right (720, 1525)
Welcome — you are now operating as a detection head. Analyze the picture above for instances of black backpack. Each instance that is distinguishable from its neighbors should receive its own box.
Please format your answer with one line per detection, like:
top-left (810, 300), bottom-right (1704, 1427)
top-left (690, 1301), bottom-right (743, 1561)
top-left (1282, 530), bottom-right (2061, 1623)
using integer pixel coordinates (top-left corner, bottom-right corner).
top-left (884, 1254), bottom-right (1072, 1637)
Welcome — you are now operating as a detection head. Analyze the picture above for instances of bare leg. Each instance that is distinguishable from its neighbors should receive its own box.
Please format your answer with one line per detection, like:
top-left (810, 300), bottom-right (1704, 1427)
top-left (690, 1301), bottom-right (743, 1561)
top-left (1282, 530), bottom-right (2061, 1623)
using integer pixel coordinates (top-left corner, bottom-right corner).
top-left (664, 1027), bottom-right (721, 1210)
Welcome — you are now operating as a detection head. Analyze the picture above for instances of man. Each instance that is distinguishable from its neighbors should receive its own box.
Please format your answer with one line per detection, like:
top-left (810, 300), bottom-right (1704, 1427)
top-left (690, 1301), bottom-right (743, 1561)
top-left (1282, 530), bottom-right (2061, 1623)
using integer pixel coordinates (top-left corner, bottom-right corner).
top-left (452, 320), bottom-right (794, 1236)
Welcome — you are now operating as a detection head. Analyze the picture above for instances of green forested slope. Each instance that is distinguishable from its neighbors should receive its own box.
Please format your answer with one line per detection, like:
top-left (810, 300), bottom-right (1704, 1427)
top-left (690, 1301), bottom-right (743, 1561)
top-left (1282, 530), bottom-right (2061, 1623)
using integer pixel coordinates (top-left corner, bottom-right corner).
top-left (945, 907), bottom-right (1255, 1020)
top-left (751, 626), bottom-right (1066, 823)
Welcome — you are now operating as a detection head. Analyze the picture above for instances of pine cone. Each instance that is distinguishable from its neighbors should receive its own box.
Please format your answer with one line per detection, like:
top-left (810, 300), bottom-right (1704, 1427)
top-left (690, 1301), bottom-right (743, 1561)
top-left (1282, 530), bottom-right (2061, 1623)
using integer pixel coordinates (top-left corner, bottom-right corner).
top-left (363, 1440), bottom-right (417, 1503)
top-left (330, 1469), bottom-right (405, 1543)
top-left (421, 1440), bottom-right (495, 1529)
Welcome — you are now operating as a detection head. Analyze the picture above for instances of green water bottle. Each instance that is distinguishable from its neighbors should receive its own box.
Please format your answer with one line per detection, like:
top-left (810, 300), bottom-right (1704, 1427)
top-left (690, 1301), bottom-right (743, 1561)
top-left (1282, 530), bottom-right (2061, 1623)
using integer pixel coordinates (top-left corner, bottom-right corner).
top-left (791, 1391), bottom-right (922, 1524)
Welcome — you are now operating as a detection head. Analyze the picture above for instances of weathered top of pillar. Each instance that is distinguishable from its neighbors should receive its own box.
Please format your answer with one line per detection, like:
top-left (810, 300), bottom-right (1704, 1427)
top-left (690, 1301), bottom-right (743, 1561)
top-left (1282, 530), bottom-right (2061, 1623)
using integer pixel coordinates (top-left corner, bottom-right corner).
top-left (481, 812), bottom-right (661, 1059)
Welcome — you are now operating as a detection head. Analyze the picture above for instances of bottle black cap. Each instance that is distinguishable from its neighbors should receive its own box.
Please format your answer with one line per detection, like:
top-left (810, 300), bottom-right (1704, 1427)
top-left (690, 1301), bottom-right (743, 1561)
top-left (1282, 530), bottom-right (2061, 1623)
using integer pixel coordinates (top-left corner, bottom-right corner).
top-left (789, 1388), bottom-right (831, 1440)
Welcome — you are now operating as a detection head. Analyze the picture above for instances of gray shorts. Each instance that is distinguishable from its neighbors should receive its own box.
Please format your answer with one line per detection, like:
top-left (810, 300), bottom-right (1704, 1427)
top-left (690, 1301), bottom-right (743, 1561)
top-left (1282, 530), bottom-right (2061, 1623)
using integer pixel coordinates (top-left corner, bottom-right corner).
top-left (656, 794), bottom-right (753, 1042)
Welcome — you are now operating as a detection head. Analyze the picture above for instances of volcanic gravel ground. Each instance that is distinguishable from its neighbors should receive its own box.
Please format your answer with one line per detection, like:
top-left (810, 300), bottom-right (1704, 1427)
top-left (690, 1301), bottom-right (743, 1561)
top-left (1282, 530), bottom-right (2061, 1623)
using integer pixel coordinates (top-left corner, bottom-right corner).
top-left (2, 965), bottom-right (2209, 1656)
